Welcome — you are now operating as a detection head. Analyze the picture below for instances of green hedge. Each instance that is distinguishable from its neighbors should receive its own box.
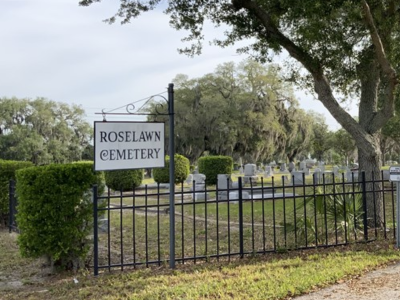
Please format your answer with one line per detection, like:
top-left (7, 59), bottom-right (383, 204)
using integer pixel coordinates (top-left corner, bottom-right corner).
top-left (153, 154), bottom-right (190, 184)
top-left (16, 162), bottom-right (104, 270)
top-left (198, 156), bottom-right (233, 185)
top-left (105, 169), bottom-right (143, 191)
top-left (0, 160), bottom-right (33, 225)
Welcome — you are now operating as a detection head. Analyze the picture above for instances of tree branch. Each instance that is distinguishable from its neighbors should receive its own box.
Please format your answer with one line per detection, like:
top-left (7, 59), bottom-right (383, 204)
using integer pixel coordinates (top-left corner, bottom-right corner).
top-left (233, 0), bottom-right (377, 154)
top-left (361, 0), bottom-right (398, 130)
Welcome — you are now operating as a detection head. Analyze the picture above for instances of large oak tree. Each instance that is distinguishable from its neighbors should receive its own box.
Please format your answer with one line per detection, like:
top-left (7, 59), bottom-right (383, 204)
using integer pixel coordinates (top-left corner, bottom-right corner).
top-left (80, 0), bottom-right (400, 225)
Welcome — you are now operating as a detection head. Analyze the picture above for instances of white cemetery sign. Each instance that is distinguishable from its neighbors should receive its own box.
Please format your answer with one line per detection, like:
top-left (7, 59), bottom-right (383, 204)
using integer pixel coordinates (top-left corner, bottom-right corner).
top-left (94, 121), bottom-right (165, 171)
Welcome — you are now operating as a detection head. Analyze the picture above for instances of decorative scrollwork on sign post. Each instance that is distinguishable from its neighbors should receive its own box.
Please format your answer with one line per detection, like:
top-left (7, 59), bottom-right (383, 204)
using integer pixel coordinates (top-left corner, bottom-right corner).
top-left (96, 91), bottom-right (170, 118)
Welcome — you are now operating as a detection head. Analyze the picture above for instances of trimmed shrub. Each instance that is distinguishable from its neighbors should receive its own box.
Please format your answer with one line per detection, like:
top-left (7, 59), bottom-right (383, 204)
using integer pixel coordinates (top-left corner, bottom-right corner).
top-left (153, 154), bottom-right (190, 184)
top-left (105, 169), bottom-right (143, 191)
top-left (16, 162), bottom-right (104, 271)
top-left (198, 156), bottom-right (233, 185)
top-left (0, 160), bottom-right (33, 225)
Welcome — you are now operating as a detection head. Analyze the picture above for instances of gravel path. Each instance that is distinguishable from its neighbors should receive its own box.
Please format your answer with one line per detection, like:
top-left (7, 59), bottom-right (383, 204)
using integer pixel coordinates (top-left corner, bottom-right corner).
top-left (295, 261), bottom-right (400, 300)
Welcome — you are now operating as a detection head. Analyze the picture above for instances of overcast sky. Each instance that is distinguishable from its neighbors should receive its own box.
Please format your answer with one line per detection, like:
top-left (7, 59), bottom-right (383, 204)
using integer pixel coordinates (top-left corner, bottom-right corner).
top-left (0, 0), bottom-right (356, 129)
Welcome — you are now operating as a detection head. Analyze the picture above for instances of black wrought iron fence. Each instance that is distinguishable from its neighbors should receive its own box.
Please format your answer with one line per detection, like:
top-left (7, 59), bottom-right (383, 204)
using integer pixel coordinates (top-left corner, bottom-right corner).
top-left (92, 171), bottom-right (396, 275)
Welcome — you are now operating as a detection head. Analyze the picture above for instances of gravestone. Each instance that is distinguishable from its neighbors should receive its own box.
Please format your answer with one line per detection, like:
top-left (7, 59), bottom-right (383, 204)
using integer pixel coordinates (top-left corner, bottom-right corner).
top-left (292, 171), bottom-right (304, 186)
top-left (228, 191), bottom-right (250, 203)
top-left (288, 162), bottom-right (295, 172)
top-left (187, 173), bottom-right (209, 201)
top-left (244, 164), bottom-right (258, 184)
top-left (305, 159), bottom-right (316, 169)
top-left (191, 174), bottom-right (206, 191)
top-left (265, 165), bottom-right (273, 177)
top-left (299, 161), bottom-right (306, 171)
top-left (313, 168), bottom-right (322, 184)
top-left (185, 174), bottom-right (193, 185)
top-left (280, 163), bottom-right (287, 172)
top-left (217, 174), bottom-right (233, 200)
top-left (244, 164), bottom-right (257, 176)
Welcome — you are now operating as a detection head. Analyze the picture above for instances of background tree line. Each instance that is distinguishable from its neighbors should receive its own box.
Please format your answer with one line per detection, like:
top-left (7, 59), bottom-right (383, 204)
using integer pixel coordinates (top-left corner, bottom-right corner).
top-left (1, 61), bottom-right (400, 166)
top-left (149, 60), bottom-right (363, 165)
top-left (0, 97), bottom-right (92, 165)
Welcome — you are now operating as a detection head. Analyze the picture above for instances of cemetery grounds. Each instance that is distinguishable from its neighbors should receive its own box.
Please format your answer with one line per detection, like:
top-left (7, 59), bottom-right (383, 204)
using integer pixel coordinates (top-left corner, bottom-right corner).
top-left (3, 171), bottom-right (400, 299)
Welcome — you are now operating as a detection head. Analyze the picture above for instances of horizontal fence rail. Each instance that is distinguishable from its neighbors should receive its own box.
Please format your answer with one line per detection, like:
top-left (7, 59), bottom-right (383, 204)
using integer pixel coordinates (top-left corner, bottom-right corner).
top-left (89, 171), bottom-right (396, 274)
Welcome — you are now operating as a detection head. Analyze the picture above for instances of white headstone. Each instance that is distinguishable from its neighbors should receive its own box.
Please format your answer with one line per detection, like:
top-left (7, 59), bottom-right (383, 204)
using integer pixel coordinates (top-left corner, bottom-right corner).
top-left (217, 174), bottom-right (233, 200)
top-left (190, 173), bottom-right (207, 192)
top-left (292, 171), bottom-right (304, 186)
top-left (265, 166), bottom-right (273, 176)
top-left (244, 164), bottom-right (257, 176)
top-left (185, 174), bottom-right (193, 185)
top-left (305, 159), bottom-right (316, 169)
top-left (193, 173), bottom-right (206, 184)
top-left (217, 174), bottom-right (232, 189)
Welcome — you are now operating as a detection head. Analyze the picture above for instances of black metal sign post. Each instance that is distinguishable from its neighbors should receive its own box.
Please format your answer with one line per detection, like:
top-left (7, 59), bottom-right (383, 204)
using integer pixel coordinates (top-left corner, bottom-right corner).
top-left (389, 166), bottom-right (400, 248)
top-left (94, 83), bottom-right (176, 270)
top-left (167, 83), bottom-right (175, 268)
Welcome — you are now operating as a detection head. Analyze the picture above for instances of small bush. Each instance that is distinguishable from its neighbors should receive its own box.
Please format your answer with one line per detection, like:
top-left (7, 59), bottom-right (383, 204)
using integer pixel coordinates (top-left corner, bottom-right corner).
top-left (198, 156), bottom-right (233, 185)
top-left (153, 154), bottom-right (190, 184)
top-left (105, 169), bottom-right (143, 191)
top-left (0, 160), bottom-right (33, 225)
top-left (16, 162), bottom-right (104, 271)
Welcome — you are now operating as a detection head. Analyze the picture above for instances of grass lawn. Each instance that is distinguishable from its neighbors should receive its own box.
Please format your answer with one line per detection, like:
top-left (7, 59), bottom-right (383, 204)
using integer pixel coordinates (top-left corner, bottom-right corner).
top-left (2, 228), bottom-right (400, 300)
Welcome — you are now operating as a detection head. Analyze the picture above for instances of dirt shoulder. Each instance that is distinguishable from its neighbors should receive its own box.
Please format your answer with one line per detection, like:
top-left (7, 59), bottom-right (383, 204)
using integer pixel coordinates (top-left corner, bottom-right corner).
top-left (295, 260), bottom-right (400, 300)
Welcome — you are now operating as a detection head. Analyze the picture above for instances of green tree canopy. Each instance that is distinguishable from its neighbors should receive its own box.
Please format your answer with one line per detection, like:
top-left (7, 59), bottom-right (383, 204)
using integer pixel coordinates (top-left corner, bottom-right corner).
top-left (0, 97), bottom-right (92, 164)
top-left (332, 129), bottom-right (357, 166)
top-left (149, 59), bottom-right (313, 164)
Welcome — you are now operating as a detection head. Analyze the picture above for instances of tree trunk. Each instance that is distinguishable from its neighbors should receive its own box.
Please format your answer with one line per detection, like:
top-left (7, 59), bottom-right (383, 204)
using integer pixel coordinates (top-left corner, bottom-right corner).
top-left (357, 135), bottom-right (383, 228)
top-left (356, 55), bottom-right (384, 228)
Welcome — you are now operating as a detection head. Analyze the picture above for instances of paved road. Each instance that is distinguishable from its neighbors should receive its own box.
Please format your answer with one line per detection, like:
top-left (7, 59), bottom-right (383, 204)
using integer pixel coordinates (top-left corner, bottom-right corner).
top-left (295, 261), bottom-right (400, 300)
